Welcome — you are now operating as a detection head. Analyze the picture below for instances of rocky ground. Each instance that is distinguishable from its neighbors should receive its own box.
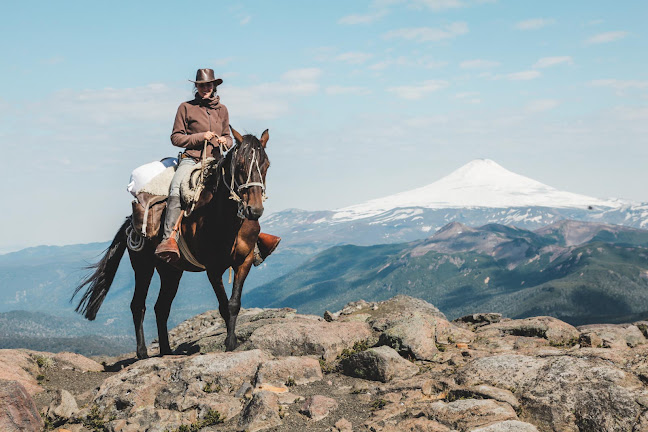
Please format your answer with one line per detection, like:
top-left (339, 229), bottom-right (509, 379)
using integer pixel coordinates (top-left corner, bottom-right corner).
top-left (3, 295), bottom-right (648, 431)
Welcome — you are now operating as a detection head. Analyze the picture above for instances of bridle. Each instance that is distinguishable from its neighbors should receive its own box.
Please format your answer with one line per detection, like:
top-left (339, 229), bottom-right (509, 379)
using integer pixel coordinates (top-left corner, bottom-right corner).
top-left (221, 141), bottom-right (268, 219)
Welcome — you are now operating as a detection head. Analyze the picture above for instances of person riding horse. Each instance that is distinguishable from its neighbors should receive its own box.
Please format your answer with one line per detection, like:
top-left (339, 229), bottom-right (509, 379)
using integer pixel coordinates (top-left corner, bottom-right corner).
top-left (155, 68), bottom-right (279, 263)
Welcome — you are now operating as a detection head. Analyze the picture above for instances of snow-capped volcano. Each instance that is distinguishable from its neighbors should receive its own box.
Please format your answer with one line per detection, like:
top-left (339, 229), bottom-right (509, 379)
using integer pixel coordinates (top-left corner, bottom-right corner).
top-left (333, 159), bottom-right (627, 221)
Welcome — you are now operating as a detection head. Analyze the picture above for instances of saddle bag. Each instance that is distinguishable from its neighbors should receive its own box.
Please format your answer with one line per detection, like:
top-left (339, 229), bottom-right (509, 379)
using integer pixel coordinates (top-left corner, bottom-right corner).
top-left (131, 192), bottom-right (168, 238)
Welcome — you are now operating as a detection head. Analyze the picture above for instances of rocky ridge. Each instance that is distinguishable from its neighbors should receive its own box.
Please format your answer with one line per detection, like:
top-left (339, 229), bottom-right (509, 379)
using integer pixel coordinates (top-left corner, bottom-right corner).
top-left (2, 295), bottom-right (648, 431)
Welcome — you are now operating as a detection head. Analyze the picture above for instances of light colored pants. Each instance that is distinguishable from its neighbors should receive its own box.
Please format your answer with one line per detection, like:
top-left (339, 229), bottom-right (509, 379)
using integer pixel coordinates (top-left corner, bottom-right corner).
top-left (169, 157), bottom-right (197, 197)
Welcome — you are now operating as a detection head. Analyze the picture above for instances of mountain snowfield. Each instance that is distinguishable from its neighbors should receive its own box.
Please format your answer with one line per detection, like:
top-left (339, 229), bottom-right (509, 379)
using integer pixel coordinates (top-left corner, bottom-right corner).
top-left (332, 159), bottom-right (631, 221)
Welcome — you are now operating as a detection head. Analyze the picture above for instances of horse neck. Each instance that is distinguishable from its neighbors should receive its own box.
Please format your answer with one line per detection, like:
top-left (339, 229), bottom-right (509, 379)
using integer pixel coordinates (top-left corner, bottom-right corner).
top-left (205, 156), bottom-right (242, 226)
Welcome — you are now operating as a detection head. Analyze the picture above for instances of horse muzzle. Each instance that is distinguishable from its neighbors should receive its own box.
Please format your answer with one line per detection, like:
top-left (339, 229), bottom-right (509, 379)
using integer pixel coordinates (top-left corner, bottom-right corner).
top-left (238, 204), bottom-right (264, 220)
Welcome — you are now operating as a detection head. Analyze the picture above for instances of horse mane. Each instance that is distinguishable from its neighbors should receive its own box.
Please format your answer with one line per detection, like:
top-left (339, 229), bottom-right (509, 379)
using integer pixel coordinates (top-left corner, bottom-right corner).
top-left (204, 134), bottom-right (269, 188)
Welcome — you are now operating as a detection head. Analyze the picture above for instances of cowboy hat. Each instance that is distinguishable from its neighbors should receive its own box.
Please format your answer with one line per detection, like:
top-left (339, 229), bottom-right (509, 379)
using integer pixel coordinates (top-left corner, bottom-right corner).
top-left (189, 68), bottom-right (223, 86)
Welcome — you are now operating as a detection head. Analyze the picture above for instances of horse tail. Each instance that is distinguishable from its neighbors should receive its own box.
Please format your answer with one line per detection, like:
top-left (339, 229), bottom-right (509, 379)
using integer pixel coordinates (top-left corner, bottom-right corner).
top-left (72, 218), bottom-right (130, 320)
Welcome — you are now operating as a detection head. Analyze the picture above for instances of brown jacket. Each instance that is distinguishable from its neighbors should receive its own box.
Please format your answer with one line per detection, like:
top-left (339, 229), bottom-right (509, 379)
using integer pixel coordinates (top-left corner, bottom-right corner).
top-left (171, 94), bottom-right (233, 160)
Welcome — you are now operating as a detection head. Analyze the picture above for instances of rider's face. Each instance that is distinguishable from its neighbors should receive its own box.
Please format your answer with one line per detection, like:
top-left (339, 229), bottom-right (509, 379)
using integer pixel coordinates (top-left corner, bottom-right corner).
top-left (196, 82), bottom-right (214, 98)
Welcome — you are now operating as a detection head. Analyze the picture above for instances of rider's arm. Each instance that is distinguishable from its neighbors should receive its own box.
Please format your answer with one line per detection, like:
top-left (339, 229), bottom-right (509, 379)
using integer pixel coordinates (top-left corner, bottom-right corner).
top-left (170, 104), bottom-right (204, 149)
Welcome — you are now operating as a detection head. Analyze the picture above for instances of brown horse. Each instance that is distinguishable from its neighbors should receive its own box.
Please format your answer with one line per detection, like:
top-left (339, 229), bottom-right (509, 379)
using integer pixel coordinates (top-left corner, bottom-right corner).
top-left (72, 127), bottom-right (270, 358)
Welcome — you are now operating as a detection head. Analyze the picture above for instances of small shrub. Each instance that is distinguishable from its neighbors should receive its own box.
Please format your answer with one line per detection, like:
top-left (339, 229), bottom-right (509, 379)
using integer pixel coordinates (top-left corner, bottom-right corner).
top-left (203, 382), bottom-right (221, 393)
top-left (285, 377), bottom-right (296, 387)
top-left (36, 374), bottom-right (45, 381)
top-left (168, 410), bottom-right (223, 432)
top-left (339, 340), bottom-right (371, 359)
top-left (319, 358), bottom-right (335, 374)
top-left (35, 355), bottom-right (54, 369)
top-left (82, 405), bottom-right (108, 431)
top-left (371, 398), bottom-right (388, 411)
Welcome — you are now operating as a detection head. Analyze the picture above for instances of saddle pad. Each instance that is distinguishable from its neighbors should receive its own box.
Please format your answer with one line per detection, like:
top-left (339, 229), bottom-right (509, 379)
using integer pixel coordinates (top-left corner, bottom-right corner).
top-left (127, 157), bottom-right (177, 197)
top-left (137, 166), bottom-right (176, 198)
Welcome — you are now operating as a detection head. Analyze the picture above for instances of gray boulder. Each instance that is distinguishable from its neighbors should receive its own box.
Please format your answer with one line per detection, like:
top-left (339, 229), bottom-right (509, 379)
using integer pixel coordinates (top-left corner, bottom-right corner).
top-left (341, 346), bottom-right (419, 382)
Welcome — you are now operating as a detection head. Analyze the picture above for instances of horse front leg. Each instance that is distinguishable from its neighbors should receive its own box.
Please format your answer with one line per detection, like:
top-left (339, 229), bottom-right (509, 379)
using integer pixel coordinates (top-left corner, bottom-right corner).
top-left (225, 256), bottom-right (254, 351)
top-left (154, 263), bottom-right (183, 356)
top-left (129, 249), bottom-right (155, 360)
top-left (207, 267), bottom-right (232, 337)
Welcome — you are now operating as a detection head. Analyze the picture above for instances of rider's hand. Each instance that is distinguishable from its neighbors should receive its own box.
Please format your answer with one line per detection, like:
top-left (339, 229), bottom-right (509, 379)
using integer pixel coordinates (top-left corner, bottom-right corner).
top-left (203, 131), bottom-right (216, 141)
top-left (217, 136), bottom-right (228, 145)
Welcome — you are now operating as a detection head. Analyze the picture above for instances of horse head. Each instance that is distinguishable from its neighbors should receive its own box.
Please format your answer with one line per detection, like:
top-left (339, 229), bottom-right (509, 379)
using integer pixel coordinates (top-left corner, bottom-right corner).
top-left (225, 126), bottom-right (270, 221)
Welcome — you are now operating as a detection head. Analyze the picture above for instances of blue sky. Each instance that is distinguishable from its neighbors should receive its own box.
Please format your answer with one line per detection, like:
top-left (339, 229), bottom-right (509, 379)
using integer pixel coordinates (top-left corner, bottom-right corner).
top-left (0, 0), bottom-right (646, 252)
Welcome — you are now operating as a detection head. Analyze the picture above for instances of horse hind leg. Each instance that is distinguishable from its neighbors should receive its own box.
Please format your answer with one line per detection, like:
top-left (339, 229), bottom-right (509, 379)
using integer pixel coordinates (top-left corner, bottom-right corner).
top-left (129, 249), bottom-right (155, 359)
top-left (154, 263), bottom-right (183, 356)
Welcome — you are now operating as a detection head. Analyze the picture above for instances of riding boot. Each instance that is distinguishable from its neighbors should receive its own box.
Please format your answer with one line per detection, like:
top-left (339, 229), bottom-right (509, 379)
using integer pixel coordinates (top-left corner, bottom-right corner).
top-left (253, 233), bottom-right (281, 266)
top-left (155, 196), bottom-right (183, 263)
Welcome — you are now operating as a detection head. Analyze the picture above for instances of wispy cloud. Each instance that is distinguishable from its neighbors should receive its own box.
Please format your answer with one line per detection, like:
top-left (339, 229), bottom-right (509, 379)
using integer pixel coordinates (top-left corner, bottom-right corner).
top-left (240, 16), bottom-right (251, 25)
top-left (533, 56), bottom-right (573, 68)
top-left (586, 31), bottom-right (628, 44)
top-left (460, 59), bottom-right (500, 69)
top-left (526, 99), bottom-right (560, 112)
top-left (587, 19), bottom-right (604, 26)
top-left (326, 86), bottom-right (372, 96)
top-left (590, 79), bottom-right (648, 90)
top-left (501, 70), bottom-right (542, 81)
top-left (455, 92), bottom-right (481, 104)
top-left (369, 56), bottom-right (447, 70)
top-left (384, 22), bottom-right (468, 42)
top-left (387, 80), bottom-right (449, 99)
top-left (339, 9), bottom-right (388, 24)
top-left (212, 57), bottom-right (235, 67)
top-left (514, 18), bottom-right (555, 30)
top-left (335, 52), bottom-right (374, 64)
top-left (410, 0), bottom-right (464, 10)
top-left (42, 56), bottom-right (64, 65)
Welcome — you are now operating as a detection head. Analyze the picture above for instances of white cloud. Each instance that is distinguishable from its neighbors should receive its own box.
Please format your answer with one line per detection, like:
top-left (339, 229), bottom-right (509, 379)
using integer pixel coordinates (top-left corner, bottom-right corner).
top-left (514, 18), bottom-right (555, 30)
top-left (503, 70), bottom-right (542, 81)
top-left (590, 79), bottom-right (648, 90)
top-left (211, 57), bottom-right (235, 67)
top-left (387, 80), bottom-right (449, 99)
top-left (404, 115), bottom-right (450, 127)
top-left (410, 0), bottom-right (464, 10)
top-left (221, 68), bottom-right (323, 120)
top-left (460, 59), bottom-right (500, 69)
top-left (384, 22), bottom-right (468, 42)
top-left (614, 106), bottom-right (648, 120)
top-left (455, 92), bottom-right (481, 104)
top-left (335, 52), bottom-right (374, 64)
top-left (526, 99), bottom-right (560, 112)
top-left (533, 56), bottom-right (573, 68)
top-left (369, 56), bottom-right (447, 70)
top-left (587, 19), bottom-right (604, 26)
top-left (281, 68), bottom-right (322, 83)
top-left (240, 16), bottom-right (251, 25)
top-left (586, 31), bottom-right (628, 44)
top-left (42, 56), bottom-right (64, 65)
top-left (326, 86), bottom-right (372, 96)
top-left (339, 10), bottom-right (388, 24)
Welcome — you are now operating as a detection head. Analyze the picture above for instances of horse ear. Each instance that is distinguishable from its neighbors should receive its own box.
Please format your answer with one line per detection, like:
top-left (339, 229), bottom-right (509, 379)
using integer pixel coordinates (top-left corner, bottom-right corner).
top-left (230, 125), bottom-right (244, 144)
top-left (260, 129), bottom-right (269, 148)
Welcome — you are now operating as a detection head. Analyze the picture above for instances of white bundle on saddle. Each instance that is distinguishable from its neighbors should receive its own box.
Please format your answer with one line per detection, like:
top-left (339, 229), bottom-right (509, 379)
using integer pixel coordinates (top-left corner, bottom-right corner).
top-left (127, 157), bottom-right (178, 197)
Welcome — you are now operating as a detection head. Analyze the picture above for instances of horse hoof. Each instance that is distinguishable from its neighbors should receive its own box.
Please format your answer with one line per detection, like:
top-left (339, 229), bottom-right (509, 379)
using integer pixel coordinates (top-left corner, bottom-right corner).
top-left (225, 341), bottom-right (238, 352)
top-left (136, 352), bottom-right (149, 360)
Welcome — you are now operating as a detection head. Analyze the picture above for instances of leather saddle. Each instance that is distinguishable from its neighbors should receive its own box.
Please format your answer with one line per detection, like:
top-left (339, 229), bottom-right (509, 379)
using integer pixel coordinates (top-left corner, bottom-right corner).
top-left (130, 162), bottom-right (208, 239)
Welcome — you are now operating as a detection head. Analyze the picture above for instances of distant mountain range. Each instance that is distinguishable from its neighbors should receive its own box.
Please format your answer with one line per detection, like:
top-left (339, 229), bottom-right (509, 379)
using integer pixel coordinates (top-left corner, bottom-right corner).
top-left (246, 220), bottom-right (648, 326)
top-left (1, 159), bottom-right (646, 351)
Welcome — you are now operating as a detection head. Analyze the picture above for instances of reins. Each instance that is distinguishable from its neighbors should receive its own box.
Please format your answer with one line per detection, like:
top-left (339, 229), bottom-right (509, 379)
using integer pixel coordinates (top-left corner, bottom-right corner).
top-left (221, 141), bottom-right (267, 218)
top-left (184, 136), bottom-right (268, 220)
